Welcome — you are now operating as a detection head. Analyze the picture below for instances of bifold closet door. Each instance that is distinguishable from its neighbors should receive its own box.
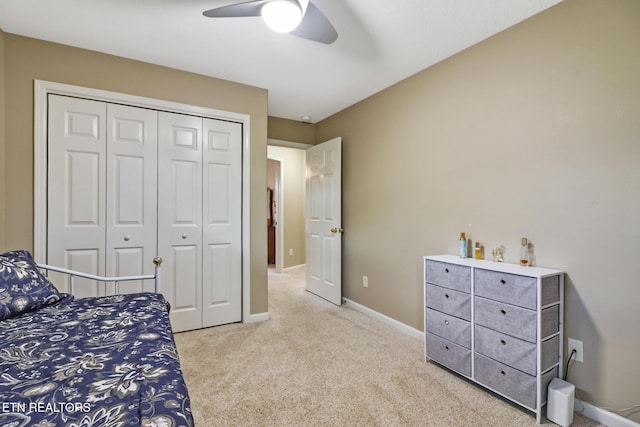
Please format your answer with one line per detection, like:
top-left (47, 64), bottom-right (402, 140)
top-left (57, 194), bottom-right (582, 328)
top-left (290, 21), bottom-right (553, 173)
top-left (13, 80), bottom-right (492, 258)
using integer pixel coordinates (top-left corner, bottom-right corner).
top-left (48, 96), bottom-right (242, 330)
top-left (48, 96), bottom-right (106, 298)
top-left (157, 113), bottom-right (243, 331)
top-left (158, 112), bottom-right (204, 332)
top-left (202, 118), bottom-right (242, 328)
top-left (105, 104), bottom-right (158, 294)
top-left (47, 95), bottom-right (158, 297)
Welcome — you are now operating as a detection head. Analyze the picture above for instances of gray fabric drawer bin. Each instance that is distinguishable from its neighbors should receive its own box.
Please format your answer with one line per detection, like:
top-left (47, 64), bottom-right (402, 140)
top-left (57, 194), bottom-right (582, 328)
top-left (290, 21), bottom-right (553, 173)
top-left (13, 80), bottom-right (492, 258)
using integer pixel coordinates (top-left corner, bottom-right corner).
top-left (540, 275), bottom-right (561, 307)
top-left (475, 325), bottom-right (560, 375)
top-left (426, 332), bottom-right (471, 377)
top-left (425, 283), bottom-right (471, 321)
top-left (541, 305), bottom-right (560, 339)
top-left (474, 353), bottom-right (558, 409)
top-left (475, 325), bottom-right (537, 375)
top-left (426, 308), bottom-right (471, 349)
top-left (474, 269), bottom-right (537, 309)
top-left (474, 297), bottom-right (560, 342)
top-left (425, 260), bottom-right (471, 293)
top-left (474, 269), bottom-right (560, 310)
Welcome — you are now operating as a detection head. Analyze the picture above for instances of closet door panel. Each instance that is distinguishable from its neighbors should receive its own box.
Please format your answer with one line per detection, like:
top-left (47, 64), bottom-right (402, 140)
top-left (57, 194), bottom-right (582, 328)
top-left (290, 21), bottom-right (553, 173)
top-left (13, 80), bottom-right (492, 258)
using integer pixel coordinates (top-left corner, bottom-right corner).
top-left (111, 247), bottom-right (145, 294)
top-left (106, 104), bottom-right (158, 293)
top-left (172, 245), bottom-right (199, 310)
top-left (48, 95), bottom-right (107, 295)
top-left (64, 249), bottom-right (102, 298)
top-left (158, 112), bottom-right (203, 332)
top-left (202, 119), bottom-right (242, 327)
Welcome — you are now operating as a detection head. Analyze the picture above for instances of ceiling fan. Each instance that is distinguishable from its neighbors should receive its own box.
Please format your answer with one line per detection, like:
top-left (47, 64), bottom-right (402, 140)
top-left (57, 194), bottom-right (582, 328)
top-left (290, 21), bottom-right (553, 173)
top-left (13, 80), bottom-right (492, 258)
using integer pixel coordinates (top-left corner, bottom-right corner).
top-left (203, 0), bottom-right (338, 44)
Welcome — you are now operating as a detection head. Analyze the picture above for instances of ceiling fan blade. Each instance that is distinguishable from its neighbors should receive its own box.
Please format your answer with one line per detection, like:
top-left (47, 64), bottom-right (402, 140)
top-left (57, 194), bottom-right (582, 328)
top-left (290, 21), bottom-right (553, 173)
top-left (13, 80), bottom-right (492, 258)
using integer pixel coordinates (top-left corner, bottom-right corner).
top-left (290, 1), bottom-right (338, 44)
top-left (203, 0), bottom-right (268, 18)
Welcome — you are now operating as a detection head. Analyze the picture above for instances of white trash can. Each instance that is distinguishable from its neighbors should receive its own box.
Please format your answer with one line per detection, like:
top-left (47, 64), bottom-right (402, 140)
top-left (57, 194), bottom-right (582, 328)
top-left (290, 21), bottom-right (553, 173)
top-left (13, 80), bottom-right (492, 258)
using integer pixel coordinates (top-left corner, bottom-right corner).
top-left (547, 378), bottom-right (575, 426)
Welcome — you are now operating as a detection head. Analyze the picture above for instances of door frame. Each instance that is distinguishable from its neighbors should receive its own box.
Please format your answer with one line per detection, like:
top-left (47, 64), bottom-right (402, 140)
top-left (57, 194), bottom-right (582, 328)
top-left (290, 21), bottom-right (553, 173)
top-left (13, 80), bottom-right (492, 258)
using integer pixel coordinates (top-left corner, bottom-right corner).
top-left (33, 80), bottom-right (254, 324)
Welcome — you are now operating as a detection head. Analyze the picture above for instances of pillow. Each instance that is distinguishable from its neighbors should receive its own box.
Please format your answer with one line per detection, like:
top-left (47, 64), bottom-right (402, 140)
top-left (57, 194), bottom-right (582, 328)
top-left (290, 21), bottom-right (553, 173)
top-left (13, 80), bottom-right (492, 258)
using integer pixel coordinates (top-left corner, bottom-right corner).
top-left (0, 250), bottom-right (71, 320)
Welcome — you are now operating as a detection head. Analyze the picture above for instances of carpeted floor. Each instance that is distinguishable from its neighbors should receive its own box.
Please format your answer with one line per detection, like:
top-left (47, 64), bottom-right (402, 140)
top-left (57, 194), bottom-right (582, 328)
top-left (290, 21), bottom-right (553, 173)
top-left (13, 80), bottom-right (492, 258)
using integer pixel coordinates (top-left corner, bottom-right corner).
top-left (174, 267), bottom-right (600, 426)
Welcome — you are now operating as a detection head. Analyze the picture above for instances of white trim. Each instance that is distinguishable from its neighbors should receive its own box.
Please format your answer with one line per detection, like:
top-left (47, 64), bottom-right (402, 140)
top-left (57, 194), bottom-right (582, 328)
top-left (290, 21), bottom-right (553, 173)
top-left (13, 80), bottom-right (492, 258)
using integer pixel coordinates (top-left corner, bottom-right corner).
top-left (576, 399), bottom-right (640, 427)
top-left (267, 138), bottom-right (313, 149)
top-left (33, 79), bottom-right (252, 324)
top-left (283, 263), bottom-right (305, 273)
top-left (342, 297), bottom-right (424, 341)
top-left (246, 312), bottom-right (270, 323)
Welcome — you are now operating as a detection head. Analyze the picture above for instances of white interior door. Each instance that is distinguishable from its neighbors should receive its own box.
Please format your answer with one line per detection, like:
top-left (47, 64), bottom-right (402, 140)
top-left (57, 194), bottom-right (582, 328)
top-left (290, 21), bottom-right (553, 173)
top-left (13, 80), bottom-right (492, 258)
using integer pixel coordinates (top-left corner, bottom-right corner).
top-left (158, 111), bottom-right (203, 332)
top-left (202, 118), bottom-right (242, 327)
top-left (48, 95), bottom-right (107, 297)
top-left (105, 104), bottom-right (158, 294)
top-left (305, 137), bottom-right (342, 305)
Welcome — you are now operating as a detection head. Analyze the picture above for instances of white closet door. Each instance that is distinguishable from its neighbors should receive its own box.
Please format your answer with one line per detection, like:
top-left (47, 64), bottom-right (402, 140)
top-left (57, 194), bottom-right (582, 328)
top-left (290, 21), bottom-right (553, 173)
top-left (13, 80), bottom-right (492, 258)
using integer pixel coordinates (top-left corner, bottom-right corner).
top-left (158, 112), bottom-right (203, 332)
top-left (48, 95), bottom-right (106, 297)
top-left (105, 104), bottom-right (158, 294)
top-left (202, 118), bottom-right (242, 327)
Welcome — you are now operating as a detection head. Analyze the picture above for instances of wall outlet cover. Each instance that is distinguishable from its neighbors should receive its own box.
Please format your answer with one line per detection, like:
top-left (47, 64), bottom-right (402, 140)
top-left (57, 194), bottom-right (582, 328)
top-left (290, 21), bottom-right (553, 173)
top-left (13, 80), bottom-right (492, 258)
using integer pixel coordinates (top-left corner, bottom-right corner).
top-left (567, 338), bottom-right (583, 363)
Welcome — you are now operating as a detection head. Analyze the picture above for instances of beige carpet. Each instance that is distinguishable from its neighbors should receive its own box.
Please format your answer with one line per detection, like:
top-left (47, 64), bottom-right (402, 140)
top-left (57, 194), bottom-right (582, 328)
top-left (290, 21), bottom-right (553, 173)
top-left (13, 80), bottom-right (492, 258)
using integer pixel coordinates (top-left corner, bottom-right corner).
top-left (174, 267), bottom-right (600, 426)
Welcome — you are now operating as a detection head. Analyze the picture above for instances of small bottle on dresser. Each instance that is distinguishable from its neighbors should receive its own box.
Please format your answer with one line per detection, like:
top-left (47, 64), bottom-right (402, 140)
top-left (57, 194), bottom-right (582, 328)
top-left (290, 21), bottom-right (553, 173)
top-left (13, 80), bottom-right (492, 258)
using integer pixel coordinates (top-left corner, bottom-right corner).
top-left (520, 238), bottom-right (529, 266)
top-left (459, 232), bottom-right (467, 258)
top-left (475, 242), bottom-right (483, 260)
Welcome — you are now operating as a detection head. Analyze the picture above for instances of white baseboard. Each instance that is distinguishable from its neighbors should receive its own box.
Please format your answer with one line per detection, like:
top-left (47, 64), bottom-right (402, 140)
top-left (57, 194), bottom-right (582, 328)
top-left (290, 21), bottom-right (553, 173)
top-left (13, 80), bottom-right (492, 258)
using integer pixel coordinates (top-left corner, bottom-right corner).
top-left (576, 399), bottom-right (640, 427)
top-left (246, 312), bottom-right (269, 323)
top-left (283, 263), bottom-right (305, 272)
top-left (341, 297), bottom-right (423, 341)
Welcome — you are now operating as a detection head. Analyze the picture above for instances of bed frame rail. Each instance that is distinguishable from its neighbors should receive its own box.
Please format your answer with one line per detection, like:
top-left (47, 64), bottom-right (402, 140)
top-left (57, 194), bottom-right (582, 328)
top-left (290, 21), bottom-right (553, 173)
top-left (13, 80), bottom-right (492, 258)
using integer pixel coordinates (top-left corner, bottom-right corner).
top-left (38, 257), bottom-right (163, 295)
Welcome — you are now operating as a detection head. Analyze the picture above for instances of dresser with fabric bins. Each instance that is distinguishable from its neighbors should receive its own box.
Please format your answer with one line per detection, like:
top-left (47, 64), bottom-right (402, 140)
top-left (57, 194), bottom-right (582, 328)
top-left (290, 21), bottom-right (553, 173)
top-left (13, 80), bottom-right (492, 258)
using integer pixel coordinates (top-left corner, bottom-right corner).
top-left (424, 254), bottom-right (564, 423)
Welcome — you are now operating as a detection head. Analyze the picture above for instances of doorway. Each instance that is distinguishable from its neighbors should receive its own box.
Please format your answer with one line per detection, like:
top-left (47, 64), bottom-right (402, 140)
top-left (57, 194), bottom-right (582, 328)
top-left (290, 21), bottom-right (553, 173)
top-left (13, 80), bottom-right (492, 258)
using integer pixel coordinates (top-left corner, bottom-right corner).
top-left (267, 140), bottom-right (311, 275)
top-left (267, 157), bottom-right (282, 271)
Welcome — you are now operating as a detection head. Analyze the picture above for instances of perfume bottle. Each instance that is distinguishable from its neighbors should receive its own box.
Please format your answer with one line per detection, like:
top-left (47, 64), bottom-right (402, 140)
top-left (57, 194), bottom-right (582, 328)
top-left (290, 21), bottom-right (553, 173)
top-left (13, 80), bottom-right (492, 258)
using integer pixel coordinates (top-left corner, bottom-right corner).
top-left (459, 232), bottom-right (467, 258)
top-left (475, 242), bottom-right (483, 260)
top-left (520, 238), bottom-right (529, 266)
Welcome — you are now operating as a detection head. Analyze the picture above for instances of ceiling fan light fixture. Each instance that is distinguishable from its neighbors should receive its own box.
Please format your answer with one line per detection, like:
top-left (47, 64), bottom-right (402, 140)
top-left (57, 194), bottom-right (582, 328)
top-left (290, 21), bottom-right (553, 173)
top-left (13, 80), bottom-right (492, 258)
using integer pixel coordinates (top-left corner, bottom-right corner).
top-left (261, 0), bottom-right (303, 33)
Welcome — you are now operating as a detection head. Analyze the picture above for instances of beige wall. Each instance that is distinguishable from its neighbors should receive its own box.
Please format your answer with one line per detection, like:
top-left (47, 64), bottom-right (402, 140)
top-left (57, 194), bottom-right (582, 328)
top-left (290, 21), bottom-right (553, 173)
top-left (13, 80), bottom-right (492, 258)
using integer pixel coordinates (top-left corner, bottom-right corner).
top-left (268, 145), bottom-right (306, 268)
top-left (1, 34), bottom-right (268, 315)
top-left (268, 116), bottom-right (315, 145)
top-left (317, 0), bottom-right (640, 419)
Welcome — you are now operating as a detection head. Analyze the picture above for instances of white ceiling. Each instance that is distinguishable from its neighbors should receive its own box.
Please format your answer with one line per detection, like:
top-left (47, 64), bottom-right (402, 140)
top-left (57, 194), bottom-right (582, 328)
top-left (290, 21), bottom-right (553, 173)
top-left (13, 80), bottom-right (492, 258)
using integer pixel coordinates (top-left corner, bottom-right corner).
top-left (0, 0), bottom-right (563, 123)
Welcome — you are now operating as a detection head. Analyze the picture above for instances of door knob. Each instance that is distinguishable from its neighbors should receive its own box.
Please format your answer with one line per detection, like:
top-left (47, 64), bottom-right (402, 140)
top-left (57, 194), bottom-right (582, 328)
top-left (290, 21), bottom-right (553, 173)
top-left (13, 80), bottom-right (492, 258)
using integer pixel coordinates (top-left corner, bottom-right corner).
top-left (330, 227), bottom-right (344, 234)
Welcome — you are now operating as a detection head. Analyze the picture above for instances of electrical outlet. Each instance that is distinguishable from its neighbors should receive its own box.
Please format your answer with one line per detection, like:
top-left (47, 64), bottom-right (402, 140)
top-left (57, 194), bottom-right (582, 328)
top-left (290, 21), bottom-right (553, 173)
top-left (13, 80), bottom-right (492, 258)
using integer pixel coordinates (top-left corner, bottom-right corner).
top-left (289, 248), bottom-right (294, 256)
top-left (362, 276), bottom-right (368, 288)
top-left (567, 338), bottom-right (583, 363)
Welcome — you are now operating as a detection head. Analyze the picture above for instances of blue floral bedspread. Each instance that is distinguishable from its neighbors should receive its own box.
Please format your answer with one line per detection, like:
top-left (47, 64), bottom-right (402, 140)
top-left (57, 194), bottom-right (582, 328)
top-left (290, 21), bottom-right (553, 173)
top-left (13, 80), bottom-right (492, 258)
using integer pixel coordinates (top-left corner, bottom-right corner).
top-left (0, 292), bottom-right (194, 427)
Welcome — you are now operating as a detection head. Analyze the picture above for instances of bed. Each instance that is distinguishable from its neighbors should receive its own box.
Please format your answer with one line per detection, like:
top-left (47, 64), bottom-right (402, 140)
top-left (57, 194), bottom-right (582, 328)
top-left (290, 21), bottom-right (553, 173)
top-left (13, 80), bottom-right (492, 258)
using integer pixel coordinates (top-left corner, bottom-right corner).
top-left (0, 250), bottom-right (194, 427)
